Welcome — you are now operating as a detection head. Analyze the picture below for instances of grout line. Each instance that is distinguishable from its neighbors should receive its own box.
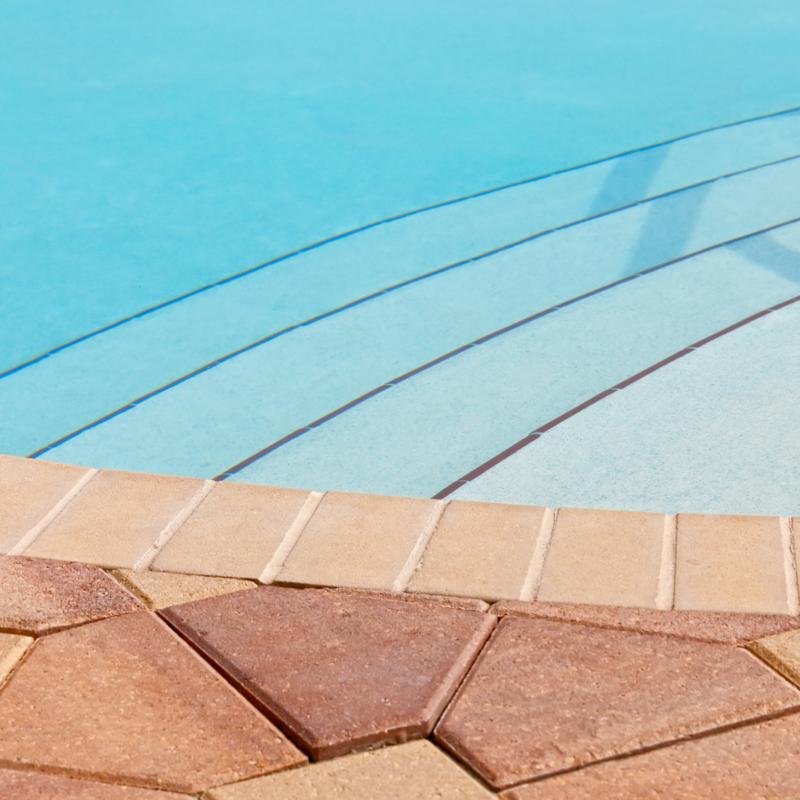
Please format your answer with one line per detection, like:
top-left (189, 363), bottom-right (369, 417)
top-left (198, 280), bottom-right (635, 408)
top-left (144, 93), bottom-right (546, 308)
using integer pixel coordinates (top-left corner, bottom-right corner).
top-left (519, 507), bottom-right (558, 602)
top-left (133, 480), bottom-right (216, 571)
top-left (656, 514), bottom-right (678, 610)
top-left (259, 491), bottom-right (325, 584)
top-left (392, 500), bottom-right (449, 592)
top-left (780, 517), bottom-right (800, 616)
top-left (7, 468), bottom-right (99, 556)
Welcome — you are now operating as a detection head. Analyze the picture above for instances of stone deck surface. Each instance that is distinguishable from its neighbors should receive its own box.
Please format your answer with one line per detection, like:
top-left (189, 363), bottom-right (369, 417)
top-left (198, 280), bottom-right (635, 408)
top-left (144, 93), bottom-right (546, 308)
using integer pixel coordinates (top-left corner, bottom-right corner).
top-left (2, 453), bottom-right (800, 796)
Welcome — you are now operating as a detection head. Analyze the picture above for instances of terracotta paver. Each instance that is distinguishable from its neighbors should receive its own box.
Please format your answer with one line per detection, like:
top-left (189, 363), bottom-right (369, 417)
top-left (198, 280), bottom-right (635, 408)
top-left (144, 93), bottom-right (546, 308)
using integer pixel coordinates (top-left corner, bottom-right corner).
top-left (502, 711), bottom-right (800, 799)
top-left (24, 469), bottom-right (207, 568)
top-left (162, 585), bottom-right (496, 760)
top-left (0, 455), bottom-right (92, 554)
top-left (536, 508), bottom-right (664, 608)
top-left (0, 767), bottom-right (189, 799)
top-left (675, 513), bottom-right (788, 613)
top-left (749, 628), bottom-right (800, 688)
top-left (153, 482), bottom-right (313, 579)
top-left (0, 633), bottom-right (33, 684)
top-left (111, 569), bottom-right (256, 610)
top-left (0, 555), bottom-right (143, 635)
top-left (408, 500), bottom-right (546, 602)
top-left (277, 491), bottom-right (440, 590)
top-left (0, 610), bottom-right (305, 792)
top-left (434, 617), bottom-right (800, 790)
top-left (204, 740), bottom-right (495, 800)
top-left (491, 599), bottom-right (800, 645)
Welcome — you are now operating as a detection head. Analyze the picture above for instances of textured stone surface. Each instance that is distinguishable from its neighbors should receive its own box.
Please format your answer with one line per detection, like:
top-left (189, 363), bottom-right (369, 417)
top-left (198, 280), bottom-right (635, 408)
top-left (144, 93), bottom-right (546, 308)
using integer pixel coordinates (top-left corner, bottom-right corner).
top-left (0, 455), bottom-right (91, 554)
top-left (162, 585), bottom-right (496, 760)
top-left (205, 740), bottom-right (495, 800)
top-left (749, 628), bottom-right (800, 688)
top-left (675, 513), bottom-right (787, 613)
top-left (537, 508), bottom-right (663, 608)
top-left (408, 500), bottom-right (545, 601)
top-left (0, 633), bottom-right (33, 684)
top-left (0, 610), bottom-right (305, 792)
top-left (503, 712), bottom-right (800, 799)
top-left (330, 587), bottom-right (489, 613)
top-left (277, 491), bottom-right (438, 590)
top-left (0, 555), bottom-right (143, 635)
top-left (111, 569), bottom-right (256, 610)
top-left (434, 617), bottom-right (800, 790)
top-left (25, 469), bottom-right (206, 568)
top-left (153, 482), bottom-right (312, 579)
top-left (491, 599), bottom-right (800, 645)
top-left (0, 767), bottom-right (189, 799)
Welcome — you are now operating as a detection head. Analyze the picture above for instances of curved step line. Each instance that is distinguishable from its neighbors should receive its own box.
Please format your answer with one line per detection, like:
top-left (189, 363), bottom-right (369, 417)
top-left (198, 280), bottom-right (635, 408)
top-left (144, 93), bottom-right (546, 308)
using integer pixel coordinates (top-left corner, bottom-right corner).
top-left (431, 294), bottom-right (800, 500)
top-left (211, 216), bottom-right (800, 482)
top-left (26, 152), bottom-right (800, 463)
top-left (4, 104), bottom-right (799, 382)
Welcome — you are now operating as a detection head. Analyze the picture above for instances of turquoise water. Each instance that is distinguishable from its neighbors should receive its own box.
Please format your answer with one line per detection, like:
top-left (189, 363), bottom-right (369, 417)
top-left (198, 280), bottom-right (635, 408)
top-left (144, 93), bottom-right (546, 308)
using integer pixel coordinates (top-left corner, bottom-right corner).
top-left (3, 2), bottom-right (800, 514)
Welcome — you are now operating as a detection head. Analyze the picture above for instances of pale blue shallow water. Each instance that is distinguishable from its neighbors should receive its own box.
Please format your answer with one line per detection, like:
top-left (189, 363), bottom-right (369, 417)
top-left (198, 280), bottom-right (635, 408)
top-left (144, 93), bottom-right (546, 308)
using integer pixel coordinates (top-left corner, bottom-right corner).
top-left (3, 1), bottom-right (800, 514)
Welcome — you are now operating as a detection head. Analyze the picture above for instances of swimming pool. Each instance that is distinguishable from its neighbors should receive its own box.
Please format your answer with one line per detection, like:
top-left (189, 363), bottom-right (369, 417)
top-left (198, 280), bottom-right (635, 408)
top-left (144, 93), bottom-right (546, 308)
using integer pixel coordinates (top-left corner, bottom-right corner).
top-left (3, 2), bottom-right (800, 516)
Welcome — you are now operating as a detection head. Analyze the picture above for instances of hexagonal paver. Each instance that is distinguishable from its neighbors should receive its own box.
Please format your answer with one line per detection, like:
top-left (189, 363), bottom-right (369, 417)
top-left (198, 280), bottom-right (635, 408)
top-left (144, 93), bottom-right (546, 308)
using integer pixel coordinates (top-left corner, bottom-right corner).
top-left (0, 633), bottom-right (33, 683)
top-left (434, 617), bottom-right (800, 791)
top-left (0, 555), bottom-right (143, 635)
top-left (0, 610), bottom-right (305, 792)
top-left (162, 586), bottom-right (496, 759)
top-left (0, 767), bottom-right (188, 799)
top-left (491, 599), bottom-right (800, 645)
top-left (204, 740), bottom-right (495, 800)
top-left (748, 628), bottom-right (800, 688)
top-left (502, 711), bottom-right (800, 799)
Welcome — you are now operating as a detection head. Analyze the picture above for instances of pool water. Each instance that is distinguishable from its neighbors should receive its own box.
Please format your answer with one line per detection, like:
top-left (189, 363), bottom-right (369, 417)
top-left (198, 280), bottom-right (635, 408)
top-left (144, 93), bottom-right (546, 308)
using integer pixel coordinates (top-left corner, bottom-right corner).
top-left (3, 2), bottom-right (800, 515)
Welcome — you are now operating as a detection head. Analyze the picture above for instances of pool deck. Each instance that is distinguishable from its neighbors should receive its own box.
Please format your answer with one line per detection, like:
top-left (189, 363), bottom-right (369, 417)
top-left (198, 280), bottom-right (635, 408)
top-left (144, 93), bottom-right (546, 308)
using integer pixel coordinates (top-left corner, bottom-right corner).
top-left (2, 452), bottom-right (800, 797)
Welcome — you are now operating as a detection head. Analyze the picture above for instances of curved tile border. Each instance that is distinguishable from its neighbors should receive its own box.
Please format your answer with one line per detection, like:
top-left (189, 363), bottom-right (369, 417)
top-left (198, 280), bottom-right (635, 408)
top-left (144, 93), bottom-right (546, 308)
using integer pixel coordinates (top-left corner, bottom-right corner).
top-left (1, 454), bottom-right (797, 617)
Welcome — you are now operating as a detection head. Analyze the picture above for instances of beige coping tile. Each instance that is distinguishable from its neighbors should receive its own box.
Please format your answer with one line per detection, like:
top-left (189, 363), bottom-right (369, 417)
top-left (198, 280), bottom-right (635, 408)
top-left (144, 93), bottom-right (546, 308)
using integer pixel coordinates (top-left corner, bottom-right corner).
top-left (153, 482), bottom-right (312, 579)
top-left (24, 469), bottom-right (206, 569)
top-left (203, 740), bottom-right (496, 800)
top-left (0, 455), bottom-right (92, 554)
top-left (277, 491), bottom-right (440, 591)
top-left (536, 507), bottom-right (664, 608)
top-left (0, 632), bottom-right (33, 685)
top-left (110, 569), bottom-right (257, 610)
top-left (408, 500), bottom-right (545, 602)
top-left (675, 514), bottom-right (788, 614)
top-left (748, 628), bottom-right (800, 688)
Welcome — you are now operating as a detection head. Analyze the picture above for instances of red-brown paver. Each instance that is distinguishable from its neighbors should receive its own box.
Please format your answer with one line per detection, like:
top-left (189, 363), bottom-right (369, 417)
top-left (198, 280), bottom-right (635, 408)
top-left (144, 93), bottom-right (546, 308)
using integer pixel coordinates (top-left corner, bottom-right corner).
top-left (0, 555), bottom-right (144, 635)
top-left (161, 586), bottom-right (496, 760)
top-left (434, 617), bottom-right (800, 790)
top-left (502, 711), bottom-right (800, 799)
top-left (0, 610), bottom-right (305, 793)
top-left (491, 599), bottom-right (800, 645)
top-left (0, 767), bottom-right (188, 799)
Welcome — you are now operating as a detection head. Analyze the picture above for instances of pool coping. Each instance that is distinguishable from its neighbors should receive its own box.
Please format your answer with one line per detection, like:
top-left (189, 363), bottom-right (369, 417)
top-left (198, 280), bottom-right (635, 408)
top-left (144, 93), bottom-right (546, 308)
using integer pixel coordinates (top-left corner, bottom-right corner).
top-left (2, 453), bottom-right (797, 618)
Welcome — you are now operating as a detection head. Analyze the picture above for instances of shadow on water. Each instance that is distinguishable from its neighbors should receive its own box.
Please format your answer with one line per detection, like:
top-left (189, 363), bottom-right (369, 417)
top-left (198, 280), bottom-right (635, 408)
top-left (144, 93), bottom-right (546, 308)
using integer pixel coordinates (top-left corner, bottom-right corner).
top-left (589, 144), bottom-right (714, 281)
top-left (589, 146), bottom-right (670, 216)
top-left (620, 182), bottom-right (712, 279)
top-left (727, 233), bottom-right (800, 285)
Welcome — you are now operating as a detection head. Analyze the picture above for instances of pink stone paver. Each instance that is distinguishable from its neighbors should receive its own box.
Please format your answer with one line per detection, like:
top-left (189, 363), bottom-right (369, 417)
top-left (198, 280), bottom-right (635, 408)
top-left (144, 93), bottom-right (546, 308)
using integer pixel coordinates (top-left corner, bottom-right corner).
top-left (0, 555), bottom-right (143, 635)
top-left (162, 586), bottom-right (496, 760)
top-left (502, 711), bottom-right (800, 799)
top-left (434, 617), bottom-right (800, 790)
top-left (0, 767), bottom-right (188, 799)
top-left (0, 610), bottom-right (305, 793)
top-left (491, 599), bottom-right (800, 645)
